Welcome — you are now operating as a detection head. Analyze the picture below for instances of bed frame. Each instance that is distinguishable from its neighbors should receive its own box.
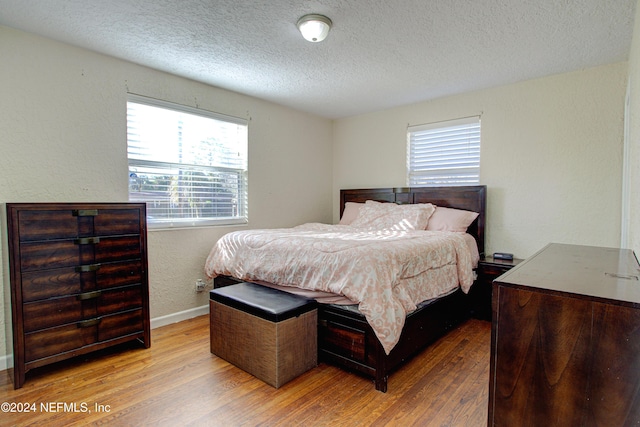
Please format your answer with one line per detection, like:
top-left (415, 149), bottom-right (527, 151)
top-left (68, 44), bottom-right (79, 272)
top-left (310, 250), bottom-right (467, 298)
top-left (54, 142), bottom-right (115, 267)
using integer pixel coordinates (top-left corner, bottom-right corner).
top-left (215, 185), bottom-right (487, 392)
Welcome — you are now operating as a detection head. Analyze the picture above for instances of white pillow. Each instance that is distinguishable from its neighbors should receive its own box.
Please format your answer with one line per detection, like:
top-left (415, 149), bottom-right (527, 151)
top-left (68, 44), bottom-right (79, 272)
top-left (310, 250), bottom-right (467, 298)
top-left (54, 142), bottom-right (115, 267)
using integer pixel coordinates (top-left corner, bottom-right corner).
top-left (339, 202), bottom-right (363, 225)
top-left (426, 206), bottom-right (479, 232)
top-left (349, 201), bottom-right (435, 231)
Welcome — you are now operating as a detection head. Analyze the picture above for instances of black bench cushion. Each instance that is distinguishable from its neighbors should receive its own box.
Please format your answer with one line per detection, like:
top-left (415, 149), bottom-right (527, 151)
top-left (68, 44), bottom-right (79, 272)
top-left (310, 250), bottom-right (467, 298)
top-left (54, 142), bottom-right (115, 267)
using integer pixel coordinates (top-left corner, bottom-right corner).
top-left (210, 282), bottom-right (317, 322)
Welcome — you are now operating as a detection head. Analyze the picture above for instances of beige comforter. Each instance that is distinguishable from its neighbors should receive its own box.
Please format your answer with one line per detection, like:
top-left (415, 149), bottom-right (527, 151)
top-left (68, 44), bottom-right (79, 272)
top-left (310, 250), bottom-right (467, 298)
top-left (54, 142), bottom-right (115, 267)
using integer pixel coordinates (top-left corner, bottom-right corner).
top-left (204, 223), bottom-right (477, 354)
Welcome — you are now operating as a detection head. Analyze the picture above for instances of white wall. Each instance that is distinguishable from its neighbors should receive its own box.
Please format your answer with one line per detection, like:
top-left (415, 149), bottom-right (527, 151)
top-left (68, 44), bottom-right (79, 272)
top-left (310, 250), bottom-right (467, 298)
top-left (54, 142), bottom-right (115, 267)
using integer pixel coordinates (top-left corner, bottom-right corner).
top-left (0, 26), bottom-right (333, 361)
top-left (334, 62), bottom-right (628, 258)
top-left (626, 0), bottom-right (640, 255)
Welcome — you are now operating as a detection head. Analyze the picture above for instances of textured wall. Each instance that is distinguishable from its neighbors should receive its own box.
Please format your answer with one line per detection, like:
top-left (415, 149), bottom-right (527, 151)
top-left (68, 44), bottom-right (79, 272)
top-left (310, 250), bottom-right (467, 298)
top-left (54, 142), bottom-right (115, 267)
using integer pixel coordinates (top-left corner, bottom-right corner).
top-left (627, 1), bottom-right (640, 255)
top-left (333, 62), bottom-right (628, 259)
top-left (0, 26), bottom-right (333, 361)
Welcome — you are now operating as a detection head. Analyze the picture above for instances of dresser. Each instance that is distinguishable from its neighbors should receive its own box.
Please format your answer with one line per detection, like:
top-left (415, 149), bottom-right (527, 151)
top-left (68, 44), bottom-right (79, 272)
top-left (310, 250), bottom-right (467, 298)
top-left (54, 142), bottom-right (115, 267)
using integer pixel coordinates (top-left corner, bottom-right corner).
top-left (6, 202), bottom-right (150, 389)
top-left (488, 243), bottom-right (640, 426)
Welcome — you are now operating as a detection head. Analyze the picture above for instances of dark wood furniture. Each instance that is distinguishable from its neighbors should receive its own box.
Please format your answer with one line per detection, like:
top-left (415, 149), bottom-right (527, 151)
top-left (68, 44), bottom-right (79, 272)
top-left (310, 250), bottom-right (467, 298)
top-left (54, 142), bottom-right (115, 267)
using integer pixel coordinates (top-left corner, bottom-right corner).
top-left (6, 202), bottom-right (151, 389)
top-left (471, 256), bottom-right (523, 321)
top-left (489, 243), bottom-right (640, 426)
top-left (216, 185), bottom-right (486, 392)
top-left (339, 186), bottom-right (486, 256)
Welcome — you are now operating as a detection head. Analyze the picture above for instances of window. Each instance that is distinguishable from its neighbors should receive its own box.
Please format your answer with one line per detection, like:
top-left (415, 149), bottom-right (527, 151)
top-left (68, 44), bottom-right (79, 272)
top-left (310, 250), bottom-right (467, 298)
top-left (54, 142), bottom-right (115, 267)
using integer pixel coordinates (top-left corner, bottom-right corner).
top-left (407, 116), bottom-right (480, 186)
top-left (127, 94), bottom-right (248, 228)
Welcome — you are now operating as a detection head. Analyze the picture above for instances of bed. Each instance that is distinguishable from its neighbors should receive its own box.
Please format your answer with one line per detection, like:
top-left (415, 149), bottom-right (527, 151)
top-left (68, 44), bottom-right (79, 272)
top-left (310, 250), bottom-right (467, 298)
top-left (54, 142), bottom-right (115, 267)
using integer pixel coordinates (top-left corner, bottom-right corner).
top-left (207, 185), bottom-right (486, 392)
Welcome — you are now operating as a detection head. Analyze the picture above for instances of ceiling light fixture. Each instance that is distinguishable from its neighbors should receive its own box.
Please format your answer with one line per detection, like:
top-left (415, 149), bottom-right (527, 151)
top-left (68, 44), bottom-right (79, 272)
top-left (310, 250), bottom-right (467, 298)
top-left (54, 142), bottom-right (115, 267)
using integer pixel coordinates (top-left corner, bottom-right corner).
top-left (297, 14), bottom-right (332, 42)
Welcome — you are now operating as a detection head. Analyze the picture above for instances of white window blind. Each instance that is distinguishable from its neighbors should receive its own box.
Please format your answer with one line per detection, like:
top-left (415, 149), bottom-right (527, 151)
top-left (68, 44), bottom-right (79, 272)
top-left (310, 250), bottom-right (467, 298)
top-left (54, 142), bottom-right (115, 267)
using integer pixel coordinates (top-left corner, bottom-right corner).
top-left (127, 94), bottom-right (248, 228)
top-left (407, 116), bottom-right (481, 186)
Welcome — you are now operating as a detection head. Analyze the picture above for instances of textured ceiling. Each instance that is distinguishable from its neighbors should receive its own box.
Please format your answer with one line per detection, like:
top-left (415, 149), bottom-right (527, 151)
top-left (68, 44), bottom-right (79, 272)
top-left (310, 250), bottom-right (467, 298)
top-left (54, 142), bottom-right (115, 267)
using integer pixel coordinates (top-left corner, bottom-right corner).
top-left (0, 0), bottom-right (636, 118)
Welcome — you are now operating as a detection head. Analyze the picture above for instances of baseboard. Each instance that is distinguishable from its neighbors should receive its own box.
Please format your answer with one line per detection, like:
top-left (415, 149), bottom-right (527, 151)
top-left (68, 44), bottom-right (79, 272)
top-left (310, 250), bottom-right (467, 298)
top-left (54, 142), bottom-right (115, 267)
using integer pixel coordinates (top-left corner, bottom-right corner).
top-left (0, 354), bottom-right (11, 372)
top-left (150, 304), bottom-right (209, 329)
top-left (0, 305), bottom-right (210, 372)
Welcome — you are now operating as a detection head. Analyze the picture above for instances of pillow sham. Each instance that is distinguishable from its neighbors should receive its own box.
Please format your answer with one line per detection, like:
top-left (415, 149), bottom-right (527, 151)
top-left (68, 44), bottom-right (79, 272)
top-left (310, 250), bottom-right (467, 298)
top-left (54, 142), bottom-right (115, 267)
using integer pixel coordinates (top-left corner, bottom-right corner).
top-left (426, 206), bottom-right (479, 232)
top-left (339, 202), bottom-right (363, 225)
top-left (349, 201), bottom-right (435, 231)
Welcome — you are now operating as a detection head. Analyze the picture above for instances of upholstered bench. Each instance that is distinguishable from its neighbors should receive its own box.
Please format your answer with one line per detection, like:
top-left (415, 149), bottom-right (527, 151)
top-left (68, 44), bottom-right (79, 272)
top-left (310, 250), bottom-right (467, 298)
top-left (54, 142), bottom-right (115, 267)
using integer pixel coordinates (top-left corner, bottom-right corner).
top-left (209, 282), bottom-right (318, 388)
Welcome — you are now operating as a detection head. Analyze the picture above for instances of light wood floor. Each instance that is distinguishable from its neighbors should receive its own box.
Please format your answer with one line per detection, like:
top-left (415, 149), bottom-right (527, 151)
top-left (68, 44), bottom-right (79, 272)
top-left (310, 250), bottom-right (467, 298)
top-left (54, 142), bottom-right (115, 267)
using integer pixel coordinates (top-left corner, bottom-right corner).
top-left (0, 315), bottom-right (491, 426)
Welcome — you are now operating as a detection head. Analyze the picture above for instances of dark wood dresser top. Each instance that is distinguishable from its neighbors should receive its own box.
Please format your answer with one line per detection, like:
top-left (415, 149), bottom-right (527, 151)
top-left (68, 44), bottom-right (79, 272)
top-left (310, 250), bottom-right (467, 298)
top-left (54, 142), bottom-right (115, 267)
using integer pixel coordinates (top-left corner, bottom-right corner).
top-left (489, 243), bottom-right (640, 425)
top-left (496, 243), bottom-right (640, 305)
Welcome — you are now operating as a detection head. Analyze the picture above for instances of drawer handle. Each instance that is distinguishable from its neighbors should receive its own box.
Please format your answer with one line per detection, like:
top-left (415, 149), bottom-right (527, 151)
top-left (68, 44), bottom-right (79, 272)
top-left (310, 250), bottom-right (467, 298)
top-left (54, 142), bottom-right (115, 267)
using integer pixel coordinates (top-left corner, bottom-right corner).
top-left (75, 263), bottom-right (101, 273)
top-left (77, 317), bottom-right (101, 328)
top-left (76, 290), bottom-right (102, 301)
top-left (73, 209), bottom-right (99, 217)
top-left (74, 237), bottom-right (100, 245)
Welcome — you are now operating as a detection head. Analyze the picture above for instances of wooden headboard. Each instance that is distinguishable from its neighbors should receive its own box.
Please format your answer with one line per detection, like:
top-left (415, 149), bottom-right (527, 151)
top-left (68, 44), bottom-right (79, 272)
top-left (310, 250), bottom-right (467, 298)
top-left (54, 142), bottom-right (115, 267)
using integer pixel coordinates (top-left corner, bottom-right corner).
top-left (340, 186), bottom-right (487, 257)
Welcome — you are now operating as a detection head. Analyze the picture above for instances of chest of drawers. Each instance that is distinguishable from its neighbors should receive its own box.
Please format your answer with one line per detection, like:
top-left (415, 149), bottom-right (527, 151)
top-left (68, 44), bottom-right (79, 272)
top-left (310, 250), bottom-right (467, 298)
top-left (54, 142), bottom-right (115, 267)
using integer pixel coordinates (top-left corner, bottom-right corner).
top-left (6, 203), bottom-right (150, 388)
top-left (489, 243), bottom-right (640, 426)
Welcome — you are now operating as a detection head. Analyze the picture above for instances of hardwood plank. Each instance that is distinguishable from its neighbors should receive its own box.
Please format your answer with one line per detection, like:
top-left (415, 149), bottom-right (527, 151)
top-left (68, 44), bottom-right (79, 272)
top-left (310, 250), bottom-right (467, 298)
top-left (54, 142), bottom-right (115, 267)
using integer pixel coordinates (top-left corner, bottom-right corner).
top-left (0, 315), bottom-right (490, 426)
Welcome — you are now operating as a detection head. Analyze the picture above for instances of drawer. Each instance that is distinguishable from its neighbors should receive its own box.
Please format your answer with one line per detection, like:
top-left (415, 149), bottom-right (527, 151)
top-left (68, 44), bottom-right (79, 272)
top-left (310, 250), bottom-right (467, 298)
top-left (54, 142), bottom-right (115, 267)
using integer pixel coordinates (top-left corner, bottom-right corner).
top-left (24, 321), bottom-right (99, 362)
top-left (98, 286), bottom-right (144, 315)
top-left (319, 314), bottom-right (367, 363)
top-left (98, 309), bottom-right (144, 342)
top-left (20, 235), bottom-right (142, 271)
top-left (92, 208), bottom-right (143, 236)
top-left (23, 296), bottom-right (91, 333)
top-left (479, 264), bottom-right (511, 278)
top-left (21, 260), bottom-right (144, 302)
top-left (22, 285), bottom-right (143, 332)
top-left (17, 207), bottom-right (141, 242)
top-left (24, 309), bottom-right (144, 362)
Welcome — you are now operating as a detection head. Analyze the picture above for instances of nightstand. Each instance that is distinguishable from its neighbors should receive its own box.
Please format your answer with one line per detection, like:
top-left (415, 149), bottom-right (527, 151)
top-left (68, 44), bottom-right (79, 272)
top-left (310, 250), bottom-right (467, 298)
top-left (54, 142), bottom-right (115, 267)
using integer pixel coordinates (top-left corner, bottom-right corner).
top-left (471, 255), bottom-right (523, 321)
